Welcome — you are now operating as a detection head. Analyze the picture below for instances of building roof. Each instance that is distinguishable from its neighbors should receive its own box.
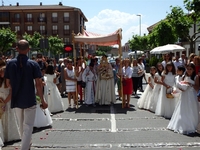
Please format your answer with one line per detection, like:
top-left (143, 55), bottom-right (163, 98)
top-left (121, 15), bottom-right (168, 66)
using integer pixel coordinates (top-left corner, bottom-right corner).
top-left (0, 2), bottom-right (88, 21)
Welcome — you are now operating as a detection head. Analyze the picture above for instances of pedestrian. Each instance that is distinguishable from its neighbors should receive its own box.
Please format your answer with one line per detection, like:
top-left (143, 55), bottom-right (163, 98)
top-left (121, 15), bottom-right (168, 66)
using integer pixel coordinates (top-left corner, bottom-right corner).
top-left (131, 59), bottom-right (141, 98)
top-left (4, 39), bottom-right (48, 150)
top-left (137, 57), bottom-right (145, 92)
top-left (60, 58), bottom-right (68, 97)
top-left (0, 60), bottom-right (21, 143)
top-left (149, 62), bottom-right (164, 112)
top-left (82, 62), bottom-right (97, 106)
top-left (155, 61), bottom-right (177, 119)
top-left (45, 64), bottom-right (64, 113)
top-left (137, 66), bottom-right (156, 110)
top-left (64, 59), bottom-right (77, 108)
top-left (122, 58), bottom-right (133, 108)
top-left (167, 63), bottom-right (199, 135)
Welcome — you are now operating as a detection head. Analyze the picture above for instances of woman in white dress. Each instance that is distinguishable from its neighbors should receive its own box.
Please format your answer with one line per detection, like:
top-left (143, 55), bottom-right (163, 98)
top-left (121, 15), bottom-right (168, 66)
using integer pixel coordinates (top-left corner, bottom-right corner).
top-left (95, 55), bottom-right (116, 105)
top-left (167, 63), bottom-right (199, 135)
top-left (137, 66), bottom-right (156, 110)
top-left (82, 63), bottom-right (97, 106)
top-left (45, 65), bottom-right (64, 113)
top-left (155, 61), bottom-right (177, 119)
top-left (149, 63), bottom-right (164, 112)
top-left (34, 66), bottom-right (53, 128)
top-left (0, 61), bottom-right (20, 142)
top-left (64, 59), bottom-right (77, 108)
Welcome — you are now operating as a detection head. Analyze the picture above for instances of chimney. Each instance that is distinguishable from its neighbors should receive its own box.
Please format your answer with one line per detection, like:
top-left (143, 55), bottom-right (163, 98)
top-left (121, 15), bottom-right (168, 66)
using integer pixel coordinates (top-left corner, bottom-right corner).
top-left (59, 2), bottom-right (63, 6)
top-left (16, 2), bottom-right (19, 6)
top-left (40, 2), bottom-right (42, 6)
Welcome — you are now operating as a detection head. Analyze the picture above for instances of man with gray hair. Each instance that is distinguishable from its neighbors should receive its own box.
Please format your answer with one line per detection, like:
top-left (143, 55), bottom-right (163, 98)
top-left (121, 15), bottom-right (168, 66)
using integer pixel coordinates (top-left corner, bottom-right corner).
top-left (4, 39), bottom-right (48, 150)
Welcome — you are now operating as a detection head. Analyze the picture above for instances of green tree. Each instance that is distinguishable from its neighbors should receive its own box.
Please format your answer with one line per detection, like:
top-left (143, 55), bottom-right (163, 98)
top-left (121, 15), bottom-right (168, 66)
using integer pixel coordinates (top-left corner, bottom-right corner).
top-left (150, 20), bottom-right (177, 46)
top-left (129, 35), bottom-right (150, 51)
top-left (0, 28), bottom-right (16, 54)
top-left (22, 31), bottom-right (42, 50)
top-left (48, 35), bottom-right (64, 57)
top-left (167, 2), bottom-right (200, 53)
top-left (95, 46), bottom-right (112, 56)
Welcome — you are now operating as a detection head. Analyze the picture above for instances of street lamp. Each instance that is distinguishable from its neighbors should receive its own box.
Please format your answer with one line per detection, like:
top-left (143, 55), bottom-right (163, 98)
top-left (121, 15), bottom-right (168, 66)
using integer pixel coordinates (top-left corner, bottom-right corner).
top-left (136, 14), bottom-right (141, 36)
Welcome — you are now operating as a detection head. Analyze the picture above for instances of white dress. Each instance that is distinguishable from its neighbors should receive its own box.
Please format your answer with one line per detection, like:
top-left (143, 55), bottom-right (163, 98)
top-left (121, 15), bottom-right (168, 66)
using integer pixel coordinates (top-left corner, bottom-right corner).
top-left (34, 76), bottom-right (53, 128)
top-left (167, 76), bottom-right (199, 134)
top-left (137, 75), bottom-right (155, 110)
top-left (45, 74), bottom-right (64, 113)
top-left (155, 72), bottom-right (177, 119)
top-left (0, 85), bottom-right (21, 142)
top-left (82, 67), bottom-right (97, 105)
top-left (149, 73), bottom-right (162, 112)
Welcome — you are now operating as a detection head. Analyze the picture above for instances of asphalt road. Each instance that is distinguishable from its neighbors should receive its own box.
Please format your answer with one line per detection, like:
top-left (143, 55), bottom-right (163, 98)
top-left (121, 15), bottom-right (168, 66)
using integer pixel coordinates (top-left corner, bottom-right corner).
top-left (2, 85), bottom-right (200, 150)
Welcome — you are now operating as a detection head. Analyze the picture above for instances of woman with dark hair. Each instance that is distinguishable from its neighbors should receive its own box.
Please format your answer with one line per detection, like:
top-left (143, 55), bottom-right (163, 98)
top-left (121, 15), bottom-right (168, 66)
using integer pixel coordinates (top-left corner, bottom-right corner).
top-left (45, 65), bottom-right (64, 113)
top-left (155, 61), bottom-right (177, 119)
top-left (167, 63), bottom-right (199, 135)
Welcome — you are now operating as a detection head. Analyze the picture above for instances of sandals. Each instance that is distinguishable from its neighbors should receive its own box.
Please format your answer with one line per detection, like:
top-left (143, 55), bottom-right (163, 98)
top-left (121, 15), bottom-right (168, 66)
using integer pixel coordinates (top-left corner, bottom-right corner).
top-left (68, 104), bottom-right (71, 108)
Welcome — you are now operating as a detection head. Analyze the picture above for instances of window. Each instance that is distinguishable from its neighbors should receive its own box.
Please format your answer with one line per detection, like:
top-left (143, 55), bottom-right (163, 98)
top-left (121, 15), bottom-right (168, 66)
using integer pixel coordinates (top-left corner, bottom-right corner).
top-left (0, 12), bottom-right (9, 22)
top-left (64, 25), bottom-right (69, 30)
top-left (14, 13), bottom-right (20, 18)
top-left (64, 38), bottom-right (70, 44)
top-left (27, 26), bottom-right (32, 31)
top-left (40, 25), bottom-right (45, 30)
top-left (63, 12), bottom-right (69, 22)
top-left (26, 13), bottom-right (32, 22)
top-left (15, 26), bottom-right (20, 31)
top-left (27, 14), bottom-right (32, 18)
top-left (52, 25), bottom-right (58, 35)
top-left (40, 13), bottom-right (45, 18)
top-left (52, 13), bottom-right (57, 17)
top-left (52, 25), bottom-right (58, 30)
top-left (64, 12), bottom-right (69, 17)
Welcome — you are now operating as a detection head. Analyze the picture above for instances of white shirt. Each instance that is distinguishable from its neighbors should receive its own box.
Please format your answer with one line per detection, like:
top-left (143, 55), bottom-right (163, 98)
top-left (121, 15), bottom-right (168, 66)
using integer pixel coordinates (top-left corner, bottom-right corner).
top-left (122, 66), bottom-right (132, 78)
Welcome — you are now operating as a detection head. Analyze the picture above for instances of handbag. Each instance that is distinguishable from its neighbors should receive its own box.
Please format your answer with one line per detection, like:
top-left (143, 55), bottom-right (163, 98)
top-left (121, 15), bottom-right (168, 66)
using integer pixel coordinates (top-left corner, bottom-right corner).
top-left (166, 87), bottom-right (174, 99)
top-left (81, 81), bottom-right (86, 88)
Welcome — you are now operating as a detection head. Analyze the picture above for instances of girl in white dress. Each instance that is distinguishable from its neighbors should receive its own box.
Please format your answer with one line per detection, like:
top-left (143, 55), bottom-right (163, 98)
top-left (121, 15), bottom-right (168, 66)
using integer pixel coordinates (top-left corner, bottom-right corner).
top-left (0, 62), bottom-right (21, 142)
top-left (45, 65), bottom-right (64, 113)
top-left (34, 66), bottom-right (53, 128)
top-left (149, 63), bottom-right (164, 112)
top-left (82, 63), bottom-right (97, 106)
top-left (137, 66), bottom-right (156, 110)
top-left (167, 63), bottom-right (199, 135)
top-left (155, 61), bottom-right (177, 119)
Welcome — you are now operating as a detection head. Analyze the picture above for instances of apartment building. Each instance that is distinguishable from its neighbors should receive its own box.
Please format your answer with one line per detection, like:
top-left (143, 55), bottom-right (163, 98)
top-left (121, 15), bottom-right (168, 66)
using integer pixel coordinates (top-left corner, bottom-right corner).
top-left (0, 2), bottom-right (88, 45)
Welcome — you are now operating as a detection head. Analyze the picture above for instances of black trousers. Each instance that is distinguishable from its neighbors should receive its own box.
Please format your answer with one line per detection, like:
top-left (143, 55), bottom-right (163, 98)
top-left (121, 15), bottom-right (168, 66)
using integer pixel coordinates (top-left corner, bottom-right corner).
top-left (132, 77), bottom-right (139, 94)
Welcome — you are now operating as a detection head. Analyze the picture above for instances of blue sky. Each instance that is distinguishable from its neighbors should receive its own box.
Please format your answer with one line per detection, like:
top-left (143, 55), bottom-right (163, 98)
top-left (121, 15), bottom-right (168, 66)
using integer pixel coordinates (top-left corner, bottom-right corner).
top-left (3, 0), bottom-right (186, 45)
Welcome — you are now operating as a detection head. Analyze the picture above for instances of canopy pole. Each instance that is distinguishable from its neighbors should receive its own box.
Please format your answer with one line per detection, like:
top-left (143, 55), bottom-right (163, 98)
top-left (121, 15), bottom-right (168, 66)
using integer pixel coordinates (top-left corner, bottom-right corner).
top-left (72, 30), bottom-right (78, 109)
top-left (118, 33), bottom-right (124, 108)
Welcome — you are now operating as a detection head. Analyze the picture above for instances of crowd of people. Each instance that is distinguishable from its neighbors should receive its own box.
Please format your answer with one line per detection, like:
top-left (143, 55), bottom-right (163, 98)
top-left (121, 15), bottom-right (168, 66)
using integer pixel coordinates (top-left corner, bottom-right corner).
top-left (137, 53), bottom-right (200, 136)
top-left (0, 39), bottom-right (200, 149)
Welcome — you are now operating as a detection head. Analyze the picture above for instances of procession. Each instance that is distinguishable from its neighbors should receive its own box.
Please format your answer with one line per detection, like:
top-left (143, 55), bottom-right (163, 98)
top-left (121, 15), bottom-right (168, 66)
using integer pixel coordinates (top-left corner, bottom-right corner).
top-left (0, 0), bottom-right (200, 149)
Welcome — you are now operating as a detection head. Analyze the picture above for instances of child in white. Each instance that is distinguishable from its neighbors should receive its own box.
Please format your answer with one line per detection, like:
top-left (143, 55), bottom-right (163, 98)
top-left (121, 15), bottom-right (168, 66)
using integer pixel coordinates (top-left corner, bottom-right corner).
top-left (137, 66), bottom-right (156, 110)
top-left (155, 61), bottom-right (177, 119)
top-left (149, 63), bottom-right (164, 112)
top-left (167, 63), bottom-right (199, 134)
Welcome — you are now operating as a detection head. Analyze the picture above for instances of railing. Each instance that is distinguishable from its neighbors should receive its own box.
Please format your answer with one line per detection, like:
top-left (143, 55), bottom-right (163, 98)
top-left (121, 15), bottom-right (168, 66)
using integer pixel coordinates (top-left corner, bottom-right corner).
top-left (52, 30), bottom-right (58, 35)
top-left (38, 17), bottom-right (46, 23)
top-left (52, 17), bottom-right (58, 23)
top-left (63, 17), bottom-right (70, 23)
top-left (63, 29), bottom-right (70, 35)
top-left (24, 18), bottom-right (34, 23)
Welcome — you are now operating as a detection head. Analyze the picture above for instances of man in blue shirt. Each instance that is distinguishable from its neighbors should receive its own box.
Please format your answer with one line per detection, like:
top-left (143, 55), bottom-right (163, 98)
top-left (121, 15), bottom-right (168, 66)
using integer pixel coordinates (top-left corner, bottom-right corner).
top-left (4, 39), bottom-right (48, 150)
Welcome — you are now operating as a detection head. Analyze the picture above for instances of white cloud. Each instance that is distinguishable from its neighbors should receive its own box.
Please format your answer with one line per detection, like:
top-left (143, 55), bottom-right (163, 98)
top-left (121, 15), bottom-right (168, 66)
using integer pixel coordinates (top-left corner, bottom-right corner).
top-left (85, 9), bottom-right (149, 46)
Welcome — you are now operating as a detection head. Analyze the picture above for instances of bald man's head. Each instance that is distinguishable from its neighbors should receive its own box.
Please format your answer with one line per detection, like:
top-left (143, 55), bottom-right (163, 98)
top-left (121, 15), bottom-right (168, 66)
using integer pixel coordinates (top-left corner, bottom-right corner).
top-left (17, 40), bottom-right (29, 51)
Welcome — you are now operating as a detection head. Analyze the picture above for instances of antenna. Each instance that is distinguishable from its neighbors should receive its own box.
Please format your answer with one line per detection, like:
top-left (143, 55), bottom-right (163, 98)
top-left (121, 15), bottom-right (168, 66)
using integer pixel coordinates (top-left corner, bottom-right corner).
top-left (2, 0), bottom-right (4, 6)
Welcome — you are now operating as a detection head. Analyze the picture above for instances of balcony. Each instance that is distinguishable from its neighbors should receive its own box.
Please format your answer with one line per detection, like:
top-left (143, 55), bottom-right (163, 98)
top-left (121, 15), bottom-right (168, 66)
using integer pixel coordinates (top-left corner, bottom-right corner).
top-left (0, 17), bottom-right (9, 22)
top-left (38, 30), bottom-right (47, 35)
top-left (63, 17), bottom-right (70, 23)
top-left (12, 18), bottom-right (21, 23)
top-left (16, 30), bottom-right (22, 35)
top-left (25, 30), bottom-right (33, 35)
top-left (52, 30), bottom-right (58, 35)
top-left (25, 18), bottom-right (34, 23)
top-left (63, 29), bottom-right (70, 35)
top-left (38, 17), bottom-right (46, 23)
top-left (52, 17), bottom-right (58, 23)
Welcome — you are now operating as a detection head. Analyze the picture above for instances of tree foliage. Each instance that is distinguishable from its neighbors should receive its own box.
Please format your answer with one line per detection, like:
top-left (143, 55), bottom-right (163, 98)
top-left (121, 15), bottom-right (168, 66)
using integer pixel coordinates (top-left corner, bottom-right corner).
top-left (48, 35), bottom-right (64, 56)
top-left (22, 31), bottom-right (42, 49)
top-left (0, 28), bottom-right (16, 54)
top-left (129, 35), bottom-right (150, 51)
top-left (95, 46), bottom-right (112, 56)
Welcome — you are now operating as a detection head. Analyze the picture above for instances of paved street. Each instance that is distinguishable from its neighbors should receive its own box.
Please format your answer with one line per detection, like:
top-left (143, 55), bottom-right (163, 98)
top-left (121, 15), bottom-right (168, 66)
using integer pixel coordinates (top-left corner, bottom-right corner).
top-left (2, 85), bottom-right (200, 150)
